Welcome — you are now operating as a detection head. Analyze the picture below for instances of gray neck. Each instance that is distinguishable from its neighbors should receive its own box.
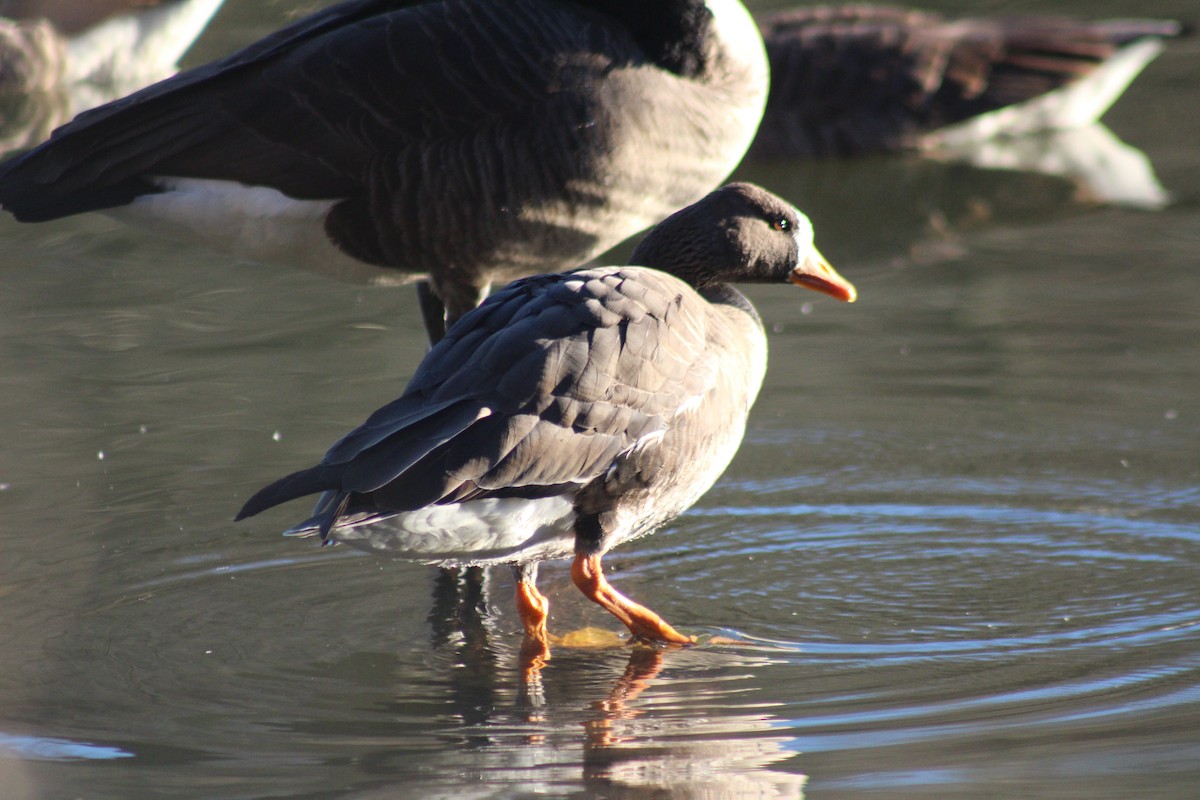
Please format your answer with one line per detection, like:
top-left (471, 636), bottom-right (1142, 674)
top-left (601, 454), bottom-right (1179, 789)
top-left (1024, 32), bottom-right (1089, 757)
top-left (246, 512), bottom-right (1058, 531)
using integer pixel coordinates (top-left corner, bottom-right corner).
top-left (699, 282), bottom-right (762, 330)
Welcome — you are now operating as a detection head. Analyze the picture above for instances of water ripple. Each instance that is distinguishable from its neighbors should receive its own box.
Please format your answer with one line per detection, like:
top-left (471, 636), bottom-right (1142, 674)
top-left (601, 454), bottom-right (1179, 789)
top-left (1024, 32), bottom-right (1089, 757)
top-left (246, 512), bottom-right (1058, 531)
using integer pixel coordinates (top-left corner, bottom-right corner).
top-left (0, 733), bottom-right (133, 761)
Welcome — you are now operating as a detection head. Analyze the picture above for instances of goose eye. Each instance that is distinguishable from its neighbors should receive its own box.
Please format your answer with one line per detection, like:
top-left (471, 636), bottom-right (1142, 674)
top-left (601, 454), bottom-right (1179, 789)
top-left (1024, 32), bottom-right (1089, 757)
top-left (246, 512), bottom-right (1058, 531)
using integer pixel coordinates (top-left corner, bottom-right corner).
top-left (771, 216), bottom-right (791, 232)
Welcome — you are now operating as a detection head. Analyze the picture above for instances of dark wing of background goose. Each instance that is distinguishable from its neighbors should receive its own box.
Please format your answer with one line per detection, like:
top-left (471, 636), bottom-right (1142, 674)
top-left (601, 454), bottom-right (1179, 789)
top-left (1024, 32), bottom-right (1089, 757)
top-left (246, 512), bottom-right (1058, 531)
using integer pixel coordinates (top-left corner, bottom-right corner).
top-left (750, 5), bottom-right (1183, 161)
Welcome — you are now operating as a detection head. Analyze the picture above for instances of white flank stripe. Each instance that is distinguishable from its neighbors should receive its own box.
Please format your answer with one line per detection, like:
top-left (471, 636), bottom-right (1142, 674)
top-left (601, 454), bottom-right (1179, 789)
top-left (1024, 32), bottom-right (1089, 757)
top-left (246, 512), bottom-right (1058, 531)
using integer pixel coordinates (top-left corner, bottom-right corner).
top-left (330, 495), bottom-right (578, 567)
top-left (110, 178), bottom-right (415, 285)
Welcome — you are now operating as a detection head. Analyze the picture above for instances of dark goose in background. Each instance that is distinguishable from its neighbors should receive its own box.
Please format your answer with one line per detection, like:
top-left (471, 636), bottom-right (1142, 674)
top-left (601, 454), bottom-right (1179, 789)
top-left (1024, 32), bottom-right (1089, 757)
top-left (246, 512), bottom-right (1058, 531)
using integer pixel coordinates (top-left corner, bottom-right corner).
top-left (751, 4), bottom-right (1184, 161)
top-left (236, 183), bottom-right (857, 654)
top-left (0, 0), bottom-right (768, 341)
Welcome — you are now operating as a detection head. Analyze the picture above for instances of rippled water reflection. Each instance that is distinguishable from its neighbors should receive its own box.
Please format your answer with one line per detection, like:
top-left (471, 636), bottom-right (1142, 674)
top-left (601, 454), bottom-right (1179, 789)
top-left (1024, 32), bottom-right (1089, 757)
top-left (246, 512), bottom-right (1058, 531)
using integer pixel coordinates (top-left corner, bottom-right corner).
top-left (1, 1), bottom-right (1198, 798)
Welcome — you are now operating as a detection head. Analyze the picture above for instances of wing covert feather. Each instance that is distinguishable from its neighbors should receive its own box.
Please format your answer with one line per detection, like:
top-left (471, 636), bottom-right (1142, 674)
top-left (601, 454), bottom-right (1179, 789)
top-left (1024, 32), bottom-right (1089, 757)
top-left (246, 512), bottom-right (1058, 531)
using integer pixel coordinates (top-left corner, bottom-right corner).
top-left (348, 267), bottom-right (721, 507)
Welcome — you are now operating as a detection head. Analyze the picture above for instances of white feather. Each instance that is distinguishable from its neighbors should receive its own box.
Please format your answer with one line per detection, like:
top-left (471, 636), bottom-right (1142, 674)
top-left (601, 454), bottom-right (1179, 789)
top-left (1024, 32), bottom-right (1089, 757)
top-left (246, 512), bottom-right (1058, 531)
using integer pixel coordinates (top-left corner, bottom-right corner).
top-left (326, 495), bottom-right (578, 567)
top-left (65, 0), bottom-right (225, 90)
top-left (113, 177), bottom-right (412, 285)
top-left (936, 123), bottom-right (1171, 210)
top-left (923, 38), bottom-right (1166, 149)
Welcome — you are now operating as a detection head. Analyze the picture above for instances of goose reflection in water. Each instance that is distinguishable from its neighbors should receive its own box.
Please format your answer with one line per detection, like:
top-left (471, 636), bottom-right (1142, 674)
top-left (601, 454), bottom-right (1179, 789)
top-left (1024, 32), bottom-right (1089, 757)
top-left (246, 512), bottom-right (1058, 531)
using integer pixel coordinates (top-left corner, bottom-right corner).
top-left (574, 648), bottom-right (806, 797)
top-left (382, 615), bottom-right (810, 799)
top-left (418, 561), bottom-right (807, 797)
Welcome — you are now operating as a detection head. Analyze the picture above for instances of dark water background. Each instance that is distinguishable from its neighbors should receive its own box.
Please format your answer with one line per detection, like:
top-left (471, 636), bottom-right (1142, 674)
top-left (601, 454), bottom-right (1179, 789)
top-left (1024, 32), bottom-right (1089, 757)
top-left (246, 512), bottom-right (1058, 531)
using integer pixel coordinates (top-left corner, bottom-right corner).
top-left (1, 1), bottom-right (1197, 797)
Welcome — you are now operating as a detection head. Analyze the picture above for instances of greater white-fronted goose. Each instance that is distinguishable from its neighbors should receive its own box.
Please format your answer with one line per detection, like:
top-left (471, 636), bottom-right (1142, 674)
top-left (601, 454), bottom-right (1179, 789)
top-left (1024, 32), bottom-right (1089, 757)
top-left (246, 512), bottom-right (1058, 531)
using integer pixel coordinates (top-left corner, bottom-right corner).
top-left (751, 5), bottom-right (1183, 160)
top-left (0, 0), bottom-right (768, 341)
top-left (236, 183), bottom-right (856, 655)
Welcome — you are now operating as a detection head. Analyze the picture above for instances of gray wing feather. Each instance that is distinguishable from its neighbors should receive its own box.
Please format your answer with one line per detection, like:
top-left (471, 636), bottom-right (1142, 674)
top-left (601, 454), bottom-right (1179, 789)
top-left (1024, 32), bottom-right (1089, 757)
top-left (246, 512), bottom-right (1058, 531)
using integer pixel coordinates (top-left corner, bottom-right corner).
top-left (238, 266), bottom-right (722, 524)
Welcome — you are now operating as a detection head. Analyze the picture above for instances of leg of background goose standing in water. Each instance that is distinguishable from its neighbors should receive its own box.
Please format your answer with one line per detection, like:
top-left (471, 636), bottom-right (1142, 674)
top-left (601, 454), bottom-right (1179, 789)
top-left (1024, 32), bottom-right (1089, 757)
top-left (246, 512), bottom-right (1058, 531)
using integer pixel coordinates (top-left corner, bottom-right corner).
top-left (416, 280), bottom-right (447, 344)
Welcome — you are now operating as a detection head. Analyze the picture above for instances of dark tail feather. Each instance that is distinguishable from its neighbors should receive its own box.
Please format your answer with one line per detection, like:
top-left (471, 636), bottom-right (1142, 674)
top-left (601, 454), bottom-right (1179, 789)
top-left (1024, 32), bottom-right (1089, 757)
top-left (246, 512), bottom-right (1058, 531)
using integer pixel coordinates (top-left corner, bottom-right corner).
top-left (316, 492), bottom-right (352, 541)
top-left (277, 490), bottom-right (352, 543)
top-left (235, 463), bottom-right (343, 521)
top-left (0, 176), bottom-right (162, 222)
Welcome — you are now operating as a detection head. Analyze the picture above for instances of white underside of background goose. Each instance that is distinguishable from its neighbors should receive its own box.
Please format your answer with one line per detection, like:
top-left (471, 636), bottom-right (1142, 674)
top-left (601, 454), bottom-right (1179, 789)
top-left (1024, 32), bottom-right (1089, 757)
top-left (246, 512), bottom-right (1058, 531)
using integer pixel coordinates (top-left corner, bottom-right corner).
top-left (237, 183), bottom-right (857, 656)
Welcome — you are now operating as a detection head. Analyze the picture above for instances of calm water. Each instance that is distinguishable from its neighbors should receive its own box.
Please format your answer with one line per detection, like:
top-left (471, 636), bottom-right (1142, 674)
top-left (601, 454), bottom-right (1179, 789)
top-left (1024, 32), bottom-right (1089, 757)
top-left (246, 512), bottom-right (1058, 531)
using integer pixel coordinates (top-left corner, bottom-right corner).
top-left (1, 1), bottom-right (1198, 798)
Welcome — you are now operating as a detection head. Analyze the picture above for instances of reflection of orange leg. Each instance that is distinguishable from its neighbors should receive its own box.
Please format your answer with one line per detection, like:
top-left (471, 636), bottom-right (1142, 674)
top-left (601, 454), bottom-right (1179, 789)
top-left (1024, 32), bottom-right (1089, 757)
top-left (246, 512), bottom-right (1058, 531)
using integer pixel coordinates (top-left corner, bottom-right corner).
top-left (514, 565), bottom-right (550, 681)
top-left (597, 648), bottom-right (664, 715)
top-left (587, 648), bottom-right (665, 748)
top-left (571, 553), bottom-right (695, 645)
top-left (515, 576), bottom-right (549, 641)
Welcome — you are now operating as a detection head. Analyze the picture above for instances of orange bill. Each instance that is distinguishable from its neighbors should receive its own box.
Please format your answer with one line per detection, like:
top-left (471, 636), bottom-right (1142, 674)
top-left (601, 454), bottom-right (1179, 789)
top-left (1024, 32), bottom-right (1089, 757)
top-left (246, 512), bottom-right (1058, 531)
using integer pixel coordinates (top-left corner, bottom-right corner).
top-left (789, 247), bottom-right (857, 302)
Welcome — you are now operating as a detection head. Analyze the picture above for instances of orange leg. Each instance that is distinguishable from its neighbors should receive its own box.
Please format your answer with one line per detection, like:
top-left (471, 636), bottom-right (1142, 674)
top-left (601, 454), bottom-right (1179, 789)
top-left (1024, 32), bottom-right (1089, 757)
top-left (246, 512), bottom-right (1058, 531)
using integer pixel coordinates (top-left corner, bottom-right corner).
top-left (514, 575), bottom-right (550, 642)
top-left (571, 553), bottom-right (695, 645)
top-left (514, 566), bottom-right (551, 678)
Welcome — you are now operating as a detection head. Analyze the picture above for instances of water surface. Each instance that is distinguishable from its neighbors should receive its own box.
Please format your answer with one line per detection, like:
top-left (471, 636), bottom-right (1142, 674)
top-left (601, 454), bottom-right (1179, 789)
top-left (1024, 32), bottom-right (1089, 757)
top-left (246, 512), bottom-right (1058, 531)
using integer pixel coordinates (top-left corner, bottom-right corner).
top-left (0, 1), bottom-right (1198, 797)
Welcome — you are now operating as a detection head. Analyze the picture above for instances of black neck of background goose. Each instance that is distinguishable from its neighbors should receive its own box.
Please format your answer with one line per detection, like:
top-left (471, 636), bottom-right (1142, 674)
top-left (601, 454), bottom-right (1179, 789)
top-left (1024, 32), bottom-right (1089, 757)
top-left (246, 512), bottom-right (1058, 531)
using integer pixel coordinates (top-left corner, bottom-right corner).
top-left (576, 0), bottom-right (714, 77)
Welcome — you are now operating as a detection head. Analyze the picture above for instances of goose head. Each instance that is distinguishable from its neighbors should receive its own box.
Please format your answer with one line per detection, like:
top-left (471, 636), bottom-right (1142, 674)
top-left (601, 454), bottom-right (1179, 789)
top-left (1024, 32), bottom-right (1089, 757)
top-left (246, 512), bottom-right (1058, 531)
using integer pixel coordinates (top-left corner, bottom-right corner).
top-left (629, 182), bottom-right (857, 302)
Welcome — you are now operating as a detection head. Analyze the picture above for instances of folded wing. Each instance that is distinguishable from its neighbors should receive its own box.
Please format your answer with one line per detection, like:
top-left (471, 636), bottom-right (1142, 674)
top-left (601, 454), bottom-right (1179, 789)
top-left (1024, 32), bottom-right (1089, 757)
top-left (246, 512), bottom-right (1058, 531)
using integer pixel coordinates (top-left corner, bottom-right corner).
top-left (237, 267), bottom-right (722, 537)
